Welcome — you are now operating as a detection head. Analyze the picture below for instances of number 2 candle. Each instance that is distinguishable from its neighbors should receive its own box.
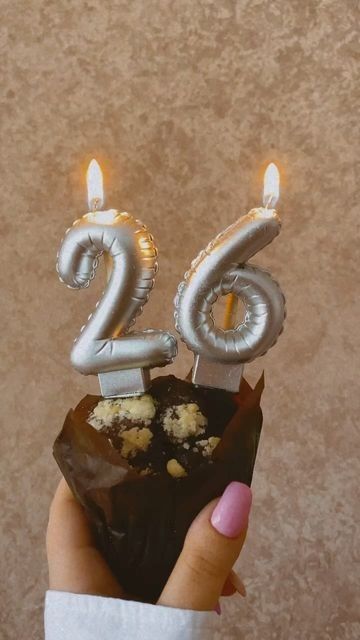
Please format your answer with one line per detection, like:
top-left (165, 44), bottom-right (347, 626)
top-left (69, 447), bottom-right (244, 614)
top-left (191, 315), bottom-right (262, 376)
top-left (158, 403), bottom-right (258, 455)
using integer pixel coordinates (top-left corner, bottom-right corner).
top-left (174, 163), bottom-right (286, 392)
top-left (57, 159), bottom-right (177, 398)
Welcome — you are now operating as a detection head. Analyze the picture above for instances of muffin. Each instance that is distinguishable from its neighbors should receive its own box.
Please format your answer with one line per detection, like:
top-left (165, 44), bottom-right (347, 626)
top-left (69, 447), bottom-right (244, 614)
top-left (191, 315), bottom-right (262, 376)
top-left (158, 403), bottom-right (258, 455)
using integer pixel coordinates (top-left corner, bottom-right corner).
top-left (53, 373), bottom-right (264, 601)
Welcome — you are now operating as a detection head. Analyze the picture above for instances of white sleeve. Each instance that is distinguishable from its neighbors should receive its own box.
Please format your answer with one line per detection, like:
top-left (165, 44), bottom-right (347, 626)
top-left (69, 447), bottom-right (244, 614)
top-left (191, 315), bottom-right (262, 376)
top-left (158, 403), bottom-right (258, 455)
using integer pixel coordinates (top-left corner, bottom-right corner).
top-left (44, 591), bottom-right (222, 640)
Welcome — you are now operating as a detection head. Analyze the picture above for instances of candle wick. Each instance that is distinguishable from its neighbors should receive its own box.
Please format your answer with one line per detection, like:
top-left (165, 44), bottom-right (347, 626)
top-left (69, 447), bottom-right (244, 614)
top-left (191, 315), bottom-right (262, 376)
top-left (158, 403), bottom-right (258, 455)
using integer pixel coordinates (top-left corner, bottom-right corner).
top-left (263, 193), bottom-right (273, 209)
top-left (90, 197), bottom-right (102, 213)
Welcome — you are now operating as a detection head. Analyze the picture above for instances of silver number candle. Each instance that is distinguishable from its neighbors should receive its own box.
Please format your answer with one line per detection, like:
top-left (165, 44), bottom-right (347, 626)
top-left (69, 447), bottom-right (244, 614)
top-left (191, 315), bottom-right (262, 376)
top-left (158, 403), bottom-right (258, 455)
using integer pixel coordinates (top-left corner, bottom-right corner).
top-left (57, 160), bottom-right (177, 397)
top-left (174, 163), bottom-right (286, 393)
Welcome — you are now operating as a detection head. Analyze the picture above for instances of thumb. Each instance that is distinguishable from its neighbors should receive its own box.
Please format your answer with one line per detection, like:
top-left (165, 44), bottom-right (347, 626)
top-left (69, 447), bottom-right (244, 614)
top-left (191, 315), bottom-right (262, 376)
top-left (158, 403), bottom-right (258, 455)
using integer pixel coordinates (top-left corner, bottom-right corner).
top-left (158, 482), bottom-right (252, 611)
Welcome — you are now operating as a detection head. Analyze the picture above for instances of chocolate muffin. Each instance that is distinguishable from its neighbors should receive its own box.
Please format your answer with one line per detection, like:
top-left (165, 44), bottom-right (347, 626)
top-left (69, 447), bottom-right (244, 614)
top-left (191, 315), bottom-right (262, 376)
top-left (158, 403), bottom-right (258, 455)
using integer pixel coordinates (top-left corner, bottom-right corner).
top-left (53, 374), bottom-right (264, 601)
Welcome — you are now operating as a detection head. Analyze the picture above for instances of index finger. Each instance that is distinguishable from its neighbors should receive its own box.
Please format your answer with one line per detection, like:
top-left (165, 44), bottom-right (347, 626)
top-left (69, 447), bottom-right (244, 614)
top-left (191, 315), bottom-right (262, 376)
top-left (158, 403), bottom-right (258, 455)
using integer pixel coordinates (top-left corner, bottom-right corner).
top-left (46, 478), bottom-right (124, 597)
top-left (46, 478), bottom-right (93, 556)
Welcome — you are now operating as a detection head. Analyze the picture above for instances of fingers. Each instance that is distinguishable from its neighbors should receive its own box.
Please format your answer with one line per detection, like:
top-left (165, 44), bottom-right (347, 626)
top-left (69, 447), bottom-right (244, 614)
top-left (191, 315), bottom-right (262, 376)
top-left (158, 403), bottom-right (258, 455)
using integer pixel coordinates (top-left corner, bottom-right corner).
top-left (229, 570), bottom-right (246, 597)
top-left (46, 479), bottom-right (93, 555)
top-left (158, 482), bottom-right (252, 611)
top-left (221, 576), bottom-right (237, 597)
top-left (221, 571), bottom-right (246, 597)
top-left (46, 478), bottom-right (123, 597)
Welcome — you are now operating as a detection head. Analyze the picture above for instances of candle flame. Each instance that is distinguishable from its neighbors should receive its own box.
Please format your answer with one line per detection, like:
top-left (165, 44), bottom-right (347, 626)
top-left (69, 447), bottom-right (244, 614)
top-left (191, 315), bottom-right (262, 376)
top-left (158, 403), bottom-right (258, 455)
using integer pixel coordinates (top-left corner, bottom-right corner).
top-left (87, 159), bottom-right (104, 210)
top-left (263, 162), bottom-right (280, 208)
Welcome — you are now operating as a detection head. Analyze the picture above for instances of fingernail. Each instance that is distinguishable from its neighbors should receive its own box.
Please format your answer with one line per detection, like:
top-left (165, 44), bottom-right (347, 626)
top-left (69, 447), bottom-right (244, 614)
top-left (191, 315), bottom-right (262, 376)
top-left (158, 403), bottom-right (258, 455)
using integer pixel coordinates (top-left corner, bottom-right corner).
top-left (211, 482), bottom-right (252, 538)
top-left (214, 601), bottom-right (221, 615)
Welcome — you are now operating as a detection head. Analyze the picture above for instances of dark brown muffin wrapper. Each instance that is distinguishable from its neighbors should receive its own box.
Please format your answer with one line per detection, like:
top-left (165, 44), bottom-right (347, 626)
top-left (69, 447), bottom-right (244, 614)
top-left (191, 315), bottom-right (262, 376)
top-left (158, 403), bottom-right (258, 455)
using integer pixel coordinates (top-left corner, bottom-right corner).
top-left (53, 373), bottom-right (264, 602)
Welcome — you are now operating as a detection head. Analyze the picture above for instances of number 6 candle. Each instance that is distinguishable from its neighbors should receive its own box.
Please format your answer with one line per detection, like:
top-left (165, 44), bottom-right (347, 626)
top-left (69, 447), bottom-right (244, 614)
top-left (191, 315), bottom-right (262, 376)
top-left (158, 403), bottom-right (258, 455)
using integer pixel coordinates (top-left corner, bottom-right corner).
top-left (57, 159), bottom-right (177, 398)
top-left (174, 163), bottom-right (286, 392)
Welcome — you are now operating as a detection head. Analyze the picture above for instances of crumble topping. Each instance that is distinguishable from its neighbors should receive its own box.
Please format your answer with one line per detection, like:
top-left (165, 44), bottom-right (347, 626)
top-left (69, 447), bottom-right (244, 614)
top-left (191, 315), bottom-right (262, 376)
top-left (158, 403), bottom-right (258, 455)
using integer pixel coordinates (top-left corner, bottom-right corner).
top-left (166, 459), bottom-right (187, 478)
top-left (121, 427), bottom-right (153, 459)
top-left (196, 436), bottom-right (221, 457)
top-left (88, 399), bottom-right (119, 429)
top-left (88, 394), bottom-right (156, 430)
top-left (162, 403), bottom-right (207, 441)
top-left (87, 390), bottom-right (219, 476)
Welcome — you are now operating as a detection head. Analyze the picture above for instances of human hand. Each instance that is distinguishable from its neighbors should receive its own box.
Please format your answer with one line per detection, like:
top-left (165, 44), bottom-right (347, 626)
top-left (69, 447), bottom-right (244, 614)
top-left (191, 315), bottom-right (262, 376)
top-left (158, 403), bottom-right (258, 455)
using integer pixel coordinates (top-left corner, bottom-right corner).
top-left (46, 478), bottom-right (251, 612)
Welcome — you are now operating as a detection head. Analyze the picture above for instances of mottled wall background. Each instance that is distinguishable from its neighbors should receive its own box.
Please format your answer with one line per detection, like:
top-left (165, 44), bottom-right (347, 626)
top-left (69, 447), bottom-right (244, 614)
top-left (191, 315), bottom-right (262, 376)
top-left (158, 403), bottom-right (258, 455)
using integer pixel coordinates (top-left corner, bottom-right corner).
top-left (1, 1), bottom-right (359, 638)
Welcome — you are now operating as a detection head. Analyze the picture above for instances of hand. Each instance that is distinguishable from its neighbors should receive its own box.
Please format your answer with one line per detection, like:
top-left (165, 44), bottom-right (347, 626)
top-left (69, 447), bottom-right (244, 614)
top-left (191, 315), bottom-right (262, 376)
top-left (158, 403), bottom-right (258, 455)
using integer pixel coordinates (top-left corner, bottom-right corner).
top-left (46, 478), bottom-right (252, 611)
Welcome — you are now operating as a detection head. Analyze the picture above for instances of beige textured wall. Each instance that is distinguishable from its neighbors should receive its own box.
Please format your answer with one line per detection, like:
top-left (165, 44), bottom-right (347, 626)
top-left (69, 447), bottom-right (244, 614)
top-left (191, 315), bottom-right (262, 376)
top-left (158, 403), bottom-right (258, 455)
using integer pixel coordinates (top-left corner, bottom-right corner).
top-left (1, 1), bottom-right (359, 638)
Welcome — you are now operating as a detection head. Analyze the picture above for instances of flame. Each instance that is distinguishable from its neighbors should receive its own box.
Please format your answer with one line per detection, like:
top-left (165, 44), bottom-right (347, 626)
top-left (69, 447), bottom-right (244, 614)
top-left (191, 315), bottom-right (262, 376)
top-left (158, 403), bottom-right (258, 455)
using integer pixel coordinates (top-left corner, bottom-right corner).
top-left (263, 162), bottom-right (280, 208)
top-left (87, 159), bottom-right (104, 210)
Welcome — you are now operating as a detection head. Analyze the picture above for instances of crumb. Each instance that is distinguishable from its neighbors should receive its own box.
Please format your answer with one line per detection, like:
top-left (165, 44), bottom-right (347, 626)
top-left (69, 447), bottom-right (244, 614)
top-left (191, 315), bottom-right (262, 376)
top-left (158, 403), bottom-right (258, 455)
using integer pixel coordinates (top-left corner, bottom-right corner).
top-left (139, 467), bottom-right (153, 476)
top-left (162, 403), bottom-right (207, 441)
top-left (196, 436), bottom-right (221, 457)
top-left (88, 399), bottom-right (120, 429)
top-left (183, 442), bottom-right (190, 450)
top-left (166, 459), bottom-right (187, 478)
top-left (88, 394), bottom-right (156, 430)
top-left (113, 395), bottom-right (156, 424)
top-left (121, 427), bottom-right (153, 459)
top-left (192, 446), bottom-right (199, 453)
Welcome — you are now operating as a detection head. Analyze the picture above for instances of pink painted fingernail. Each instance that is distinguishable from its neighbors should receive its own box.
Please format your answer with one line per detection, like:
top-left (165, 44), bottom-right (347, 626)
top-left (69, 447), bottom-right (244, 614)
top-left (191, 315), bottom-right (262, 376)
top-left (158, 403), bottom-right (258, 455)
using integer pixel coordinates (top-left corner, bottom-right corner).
top-left (211, 482), bottom-right (252, 538)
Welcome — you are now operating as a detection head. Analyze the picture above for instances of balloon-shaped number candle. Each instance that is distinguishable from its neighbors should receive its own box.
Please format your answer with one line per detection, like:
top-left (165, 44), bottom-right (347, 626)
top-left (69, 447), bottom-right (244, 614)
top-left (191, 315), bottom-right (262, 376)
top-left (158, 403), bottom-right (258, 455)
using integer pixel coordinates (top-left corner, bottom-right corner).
top-left (54, 160), bottom-right (286, 603)
top-left (174, 163), bottom-right (285, 392)
top-left (57, 160), bottom-right (177, 397)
